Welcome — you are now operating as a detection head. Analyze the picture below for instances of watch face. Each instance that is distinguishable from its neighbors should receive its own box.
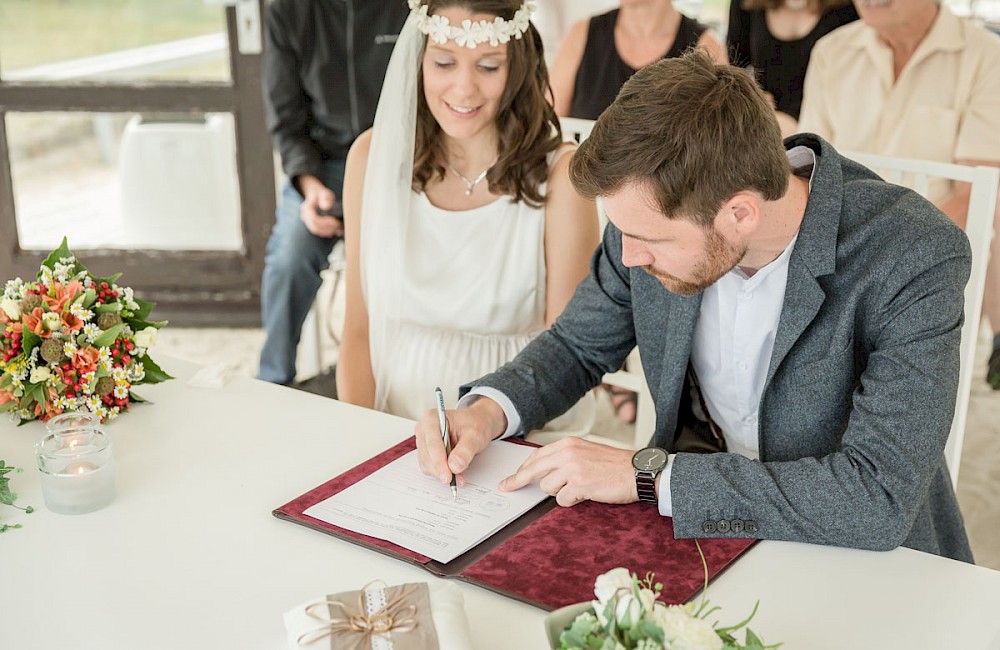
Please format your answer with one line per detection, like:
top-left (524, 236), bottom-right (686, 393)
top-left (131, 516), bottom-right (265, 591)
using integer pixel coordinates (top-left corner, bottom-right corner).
top-left (632, 447), bottom-right (668, 472)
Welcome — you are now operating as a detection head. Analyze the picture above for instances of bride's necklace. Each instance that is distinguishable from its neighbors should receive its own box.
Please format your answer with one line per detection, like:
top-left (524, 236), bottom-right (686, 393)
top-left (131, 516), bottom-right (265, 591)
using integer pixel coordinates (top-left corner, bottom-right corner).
top-left (447, 158), bottom-right (497, 196)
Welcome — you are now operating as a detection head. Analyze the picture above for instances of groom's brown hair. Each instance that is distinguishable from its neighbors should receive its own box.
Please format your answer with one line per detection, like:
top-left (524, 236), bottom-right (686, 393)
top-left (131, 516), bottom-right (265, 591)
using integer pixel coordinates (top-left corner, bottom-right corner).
top-left (570, 49), bottom-right (790, 227)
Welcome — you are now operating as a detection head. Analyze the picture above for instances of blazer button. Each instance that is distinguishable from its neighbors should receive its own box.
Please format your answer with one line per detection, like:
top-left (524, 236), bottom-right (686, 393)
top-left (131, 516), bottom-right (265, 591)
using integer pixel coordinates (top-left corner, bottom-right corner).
top-left (730, 519), bottom-right (744, 533)
top-left (745, 520), bottom-right (758, 534)
top-left (702, 520), bottom-right (717, 534)
top-left (716, 519), bottom-right (731, 533)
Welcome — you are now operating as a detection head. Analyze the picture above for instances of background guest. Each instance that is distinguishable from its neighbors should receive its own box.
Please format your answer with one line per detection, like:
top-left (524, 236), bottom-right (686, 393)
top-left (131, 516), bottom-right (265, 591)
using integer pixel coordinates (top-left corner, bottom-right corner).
top-left (727, 0), bottom-right (857, 137)
top-left (258, 0), bottom-right (408, 387)
top-left (549, 0), bottom-right (727, 119)
top-left (337, 0), bottom-right (599, 433)
top-left (799, 0), bottom-right (1000, 389)
top-left (534, 0), bottom-right (618, 66)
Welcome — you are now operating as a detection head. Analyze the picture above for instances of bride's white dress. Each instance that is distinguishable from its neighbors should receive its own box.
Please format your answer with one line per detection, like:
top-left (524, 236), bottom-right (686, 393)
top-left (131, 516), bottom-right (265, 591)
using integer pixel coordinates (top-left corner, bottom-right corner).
top-left (364, 182), bottom-right (594, 435)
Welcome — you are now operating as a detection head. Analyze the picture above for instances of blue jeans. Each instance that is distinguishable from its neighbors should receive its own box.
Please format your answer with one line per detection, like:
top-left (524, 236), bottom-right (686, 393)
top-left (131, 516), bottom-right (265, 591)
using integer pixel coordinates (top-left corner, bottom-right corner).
top-left (258, 159), bottom-right (345, 384)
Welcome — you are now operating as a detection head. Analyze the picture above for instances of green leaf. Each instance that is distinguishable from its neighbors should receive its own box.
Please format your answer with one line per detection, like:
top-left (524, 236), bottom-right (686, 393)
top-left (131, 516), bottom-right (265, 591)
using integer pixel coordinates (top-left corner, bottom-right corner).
top-left (22, 328), bottom-right (42, 355)
top-left (716, 601), bottom-right (760, 636)
top-left (0, 473), bottom-right (16, 506)
top-left (125, 318), bottom-right (168, 332)
top-left (92, 323), bottom-right (125, 348)
top-left (81, 288), bottom-right (98, 309)
top-left (94, 302), bottom-right (121, 314)
top-left (128, 390), bottom-right (150, 404)
top-left (744, 628), bottom-right (765, 650)
top-left (40, 237), bottom-right (73, 271)
top-left (95, 272), bottom-right (123, 286)
top-left (132, 298), bottom-right (155, 321)
top-left (636, 620), bottom-right (664, 643)
top-left (136, 354), bottom-right (173, 384)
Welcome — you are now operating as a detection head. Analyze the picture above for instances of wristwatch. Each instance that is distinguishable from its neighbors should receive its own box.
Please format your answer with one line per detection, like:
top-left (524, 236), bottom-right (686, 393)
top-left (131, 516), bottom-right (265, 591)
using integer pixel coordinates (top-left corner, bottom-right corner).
top-left (632, 447), bottom-right (668, 504)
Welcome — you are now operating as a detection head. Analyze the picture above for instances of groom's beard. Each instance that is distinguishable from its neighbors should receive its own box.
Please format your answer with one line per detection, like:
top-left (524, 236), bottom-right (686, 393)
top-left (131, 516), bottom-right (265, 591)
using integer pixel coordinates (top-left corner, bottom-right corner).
top-left (642, 227), bottom-right (748, 297)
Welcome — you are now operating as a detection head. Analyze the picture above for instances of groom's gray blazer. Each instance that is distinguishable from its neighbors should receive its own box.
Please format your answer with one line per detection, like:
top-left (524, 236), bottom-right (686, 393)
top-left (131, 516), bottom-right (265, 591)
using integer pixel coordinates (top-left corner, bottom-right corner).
top-left (469, 134), bottom-right (974, 562)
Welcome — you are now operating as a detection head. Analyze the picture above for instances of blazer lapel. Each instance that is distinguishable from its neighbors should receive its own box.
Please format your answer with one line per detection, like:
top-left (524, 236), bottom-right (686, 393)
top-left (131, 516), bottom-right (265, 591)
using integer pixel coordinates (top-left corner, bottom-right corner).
top-left (765, 134), bottom-right (845, 385)
top-left (765, 258), bottom-right (826, 386)
top-left (649, 292), bottom-right (701, 448)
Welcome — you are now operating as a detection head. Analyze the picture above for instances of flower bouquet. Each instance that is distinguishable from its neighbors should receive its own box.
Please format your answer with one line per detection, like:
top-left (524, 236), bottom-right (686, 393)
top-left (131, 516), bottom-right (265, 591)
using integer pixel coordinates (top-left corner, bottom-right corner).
top-left (553, 562), bottom-right (780, 650)
top-left (0, 238), bottom-right (171, 424)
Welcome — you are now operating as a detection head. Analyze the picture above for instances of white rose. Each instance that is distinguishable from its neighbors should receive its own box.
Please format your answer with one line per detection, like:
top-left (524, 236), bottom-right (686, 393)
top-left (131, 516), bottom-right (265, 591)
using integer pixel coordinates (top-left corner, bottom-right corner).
top-left (29, 366), bottom-right (51, 384)
top-left (42, 312), bottom-right (62, 331)
top-left (650, 604), bottom-right (723, 650)
top-left (0, 297), bottom-right (20, 320)
top-left (593, 568), bottom-right (634, 605)
top-left (133, 326), bottom-right (158, 349)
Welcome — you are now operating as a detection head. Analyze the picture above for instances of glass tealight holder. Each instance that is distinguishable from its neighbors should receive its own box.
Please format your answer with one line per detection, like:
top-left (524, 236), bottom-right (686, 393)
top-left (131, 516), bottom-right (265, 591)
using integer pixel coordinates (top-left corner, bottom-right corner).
top-left (45, 411), bottom-right (101, 434)
top-left (35, 426), bottom-right (116, 515)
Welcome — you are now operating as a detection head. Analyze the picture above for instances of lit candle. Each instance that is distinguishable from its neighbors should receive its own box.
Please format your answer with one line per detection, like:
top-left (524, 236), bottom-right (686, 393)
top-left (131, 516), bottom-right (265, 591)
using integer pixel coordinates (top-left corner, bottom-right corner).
top-left (61, 461), bottom-right (99, 475)
top-left (36, 430), bottom-right (116, 515)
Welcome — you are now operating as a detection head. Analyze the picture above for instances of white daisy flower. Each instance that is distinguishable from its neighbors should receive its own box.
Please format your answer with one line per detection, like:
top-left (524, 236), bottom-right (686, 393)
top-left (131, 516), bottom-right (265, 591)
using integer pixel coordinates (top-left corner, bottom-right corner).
top-left (69, 303), bottom-right (93, 321)
top-left (83, 323), bottom-right (101, 343)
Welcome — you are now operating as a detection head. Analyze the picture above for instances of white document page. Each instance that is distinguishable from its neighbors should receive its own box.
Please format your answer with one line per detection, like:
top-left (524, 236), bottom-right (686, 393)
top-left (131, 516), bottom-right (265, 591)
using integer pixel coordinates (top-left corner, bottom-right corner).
top-left (303, 441), bottom-right (547, 563)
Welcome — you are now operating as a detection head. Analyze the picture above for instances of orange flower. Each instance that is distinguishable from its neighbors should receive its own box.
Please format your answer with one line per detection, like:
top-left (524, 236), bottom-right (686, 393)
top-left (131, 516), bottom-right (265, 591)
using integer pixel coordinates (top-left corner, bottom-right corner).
top-left (73, 347), bottom-right (100, 375)
top-left (0, 388), bottom-right (13, 406)
top-left (42, 280), bottom-right (84, 315)
top-left (21, 307), bottom-right (49, 337)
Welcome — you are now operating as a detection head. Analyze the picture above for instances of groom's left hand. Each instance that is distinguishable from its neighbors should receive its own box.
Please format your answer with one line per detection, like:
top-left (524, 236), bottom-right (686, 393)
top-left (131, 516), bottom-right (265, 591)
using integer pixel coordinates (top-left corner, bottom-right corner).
top-left (499, 437), bottom-right (638, 507)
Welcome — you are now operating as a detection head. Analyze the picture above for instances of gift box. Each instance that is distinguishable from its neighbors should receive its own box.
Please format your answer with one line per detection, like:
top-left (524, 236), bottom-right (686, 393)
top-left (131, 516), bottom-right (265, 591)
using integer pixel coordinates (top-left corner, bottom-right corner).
top-left (284, 581), bottom-right (473, 650)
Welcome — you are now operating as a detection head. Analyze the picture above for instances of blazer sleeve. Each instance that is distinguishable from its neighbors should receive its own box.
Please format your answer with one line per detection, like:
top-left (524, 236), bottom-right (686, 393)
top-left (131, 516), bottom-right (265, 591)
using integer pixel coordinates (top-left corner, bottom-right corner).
top-left (461, 224), bottom-right (638, 433)
top-left (669, 215), bottom-right (972, 552)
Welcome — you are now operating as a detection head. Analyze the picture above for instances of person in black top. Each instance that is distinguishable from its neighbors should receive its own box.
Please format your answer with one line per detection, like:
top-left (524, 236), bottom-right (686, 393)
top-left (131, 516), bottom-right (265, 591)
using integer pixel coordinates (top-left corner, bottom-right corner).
top-left (727, 0), bottom-right (857, 134)
top-left (550, 0), bottom-right (727, 120)
top-left (258, 0), bottom-right (408, 386)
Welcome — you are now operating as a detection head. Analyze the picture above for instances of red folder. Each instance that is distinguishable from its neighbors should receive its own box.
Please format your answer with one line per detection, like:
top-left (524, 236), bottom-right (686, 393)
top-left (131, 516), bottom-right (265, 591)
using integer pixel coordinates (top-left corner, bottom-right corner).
top-left (273, 437), bottom-right (757, 611)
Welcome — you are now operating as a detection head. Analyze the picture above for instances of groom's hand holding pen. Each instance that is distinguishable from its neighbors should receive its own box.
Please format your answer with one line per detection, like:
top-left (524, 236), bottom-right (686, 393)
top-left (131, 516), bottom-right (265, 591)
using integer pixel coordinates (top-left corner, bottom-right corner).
top-left (414, 391), bottom-right (509, 488)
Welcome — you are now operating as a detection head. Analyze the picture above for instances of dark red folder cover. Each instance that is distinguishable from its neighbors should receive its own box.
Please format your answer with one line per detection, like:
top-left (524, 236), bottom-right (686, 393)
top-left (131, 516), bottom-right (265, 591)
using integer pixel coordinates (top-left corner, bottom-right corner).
top-left (273, 437), bottom-right (757, 611)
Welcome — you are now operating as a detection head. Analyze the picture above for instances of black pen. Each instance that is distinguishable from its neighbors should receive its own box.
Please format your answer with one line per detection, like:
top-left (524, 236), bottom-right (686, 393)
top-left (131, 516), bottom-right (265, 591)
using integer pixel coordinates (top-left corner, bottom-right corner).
top-left (435, 387), bottom-right (458, 499)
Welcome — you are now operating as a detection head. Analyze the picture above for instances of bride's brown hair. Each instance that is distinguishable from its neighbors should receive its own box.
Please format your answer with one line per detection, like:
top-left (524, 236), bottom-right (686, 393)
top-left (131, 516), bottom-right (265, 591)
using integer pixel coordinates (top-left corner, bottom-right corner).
top-left (412, 0), bottom-right (562, 208)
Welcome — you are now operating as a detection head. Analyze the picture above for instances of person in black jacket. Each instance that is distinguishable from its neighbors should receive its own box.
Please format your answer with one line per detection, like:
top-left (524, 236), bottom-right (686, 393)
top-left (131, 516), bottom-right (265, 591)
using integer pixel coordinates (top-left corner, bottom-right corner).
top-left (258, 0), bottom-right (408, 386)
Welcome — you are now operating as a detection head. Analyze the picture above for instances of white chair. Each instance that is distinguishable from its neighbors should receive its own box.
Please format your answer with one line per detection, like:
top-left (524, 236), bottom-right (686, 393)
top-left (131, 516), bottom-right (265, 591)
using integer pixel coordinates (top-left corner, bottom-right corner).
top-left (561, 117), bottom-right (656, 449)
top-left (297, 240), bottom-right (345, 380)
top-left (844, 151), bottom-right (999, 488)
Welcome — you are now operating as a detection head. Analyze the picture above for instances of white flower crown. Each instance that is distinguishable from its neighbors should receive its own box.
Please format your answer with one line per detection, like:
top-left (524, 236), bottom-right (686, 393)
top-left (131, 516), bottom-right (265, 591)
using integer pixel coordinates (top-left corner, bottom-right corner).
top-left (407, 0), bottom-right (537, 48)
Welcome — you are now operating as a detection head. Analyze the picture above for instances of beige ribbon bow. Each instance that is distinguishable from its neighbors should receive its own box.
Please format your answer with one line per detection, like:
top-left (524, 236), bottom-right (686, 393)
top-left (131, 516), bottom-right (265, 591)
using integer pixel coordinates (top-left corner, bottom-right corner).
top-left (297, 581), bottom-right (432, 650)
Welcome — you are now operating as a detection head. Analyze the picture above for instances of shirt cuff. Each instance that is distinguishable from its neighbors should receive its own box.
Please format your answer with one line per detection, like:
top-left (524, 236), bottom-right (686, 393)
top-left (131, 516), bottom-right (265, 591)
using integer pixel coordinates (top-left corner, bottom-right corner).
top-left (457, 387), bottom-right (522, 439)
top-left (657, 454), bottom-right (676, 518)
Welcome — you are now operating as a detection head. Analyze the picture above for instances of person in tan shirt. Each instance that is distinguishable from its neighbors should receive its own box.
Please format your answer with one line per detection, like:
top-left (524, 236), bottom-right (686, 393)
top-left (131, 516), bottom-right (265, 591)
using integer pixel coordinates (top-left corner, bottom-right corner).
top-left (799, 0), bottom-right (1000, 389)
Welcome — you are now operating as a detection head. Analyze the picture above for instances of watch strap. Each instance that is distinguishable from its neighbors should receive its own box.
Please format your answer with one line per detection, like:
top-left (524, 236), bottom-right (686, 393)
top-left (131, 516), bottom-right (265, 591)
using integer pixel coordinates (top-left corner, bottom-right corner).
top-left (635, 470), bottom-right (658, 503)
